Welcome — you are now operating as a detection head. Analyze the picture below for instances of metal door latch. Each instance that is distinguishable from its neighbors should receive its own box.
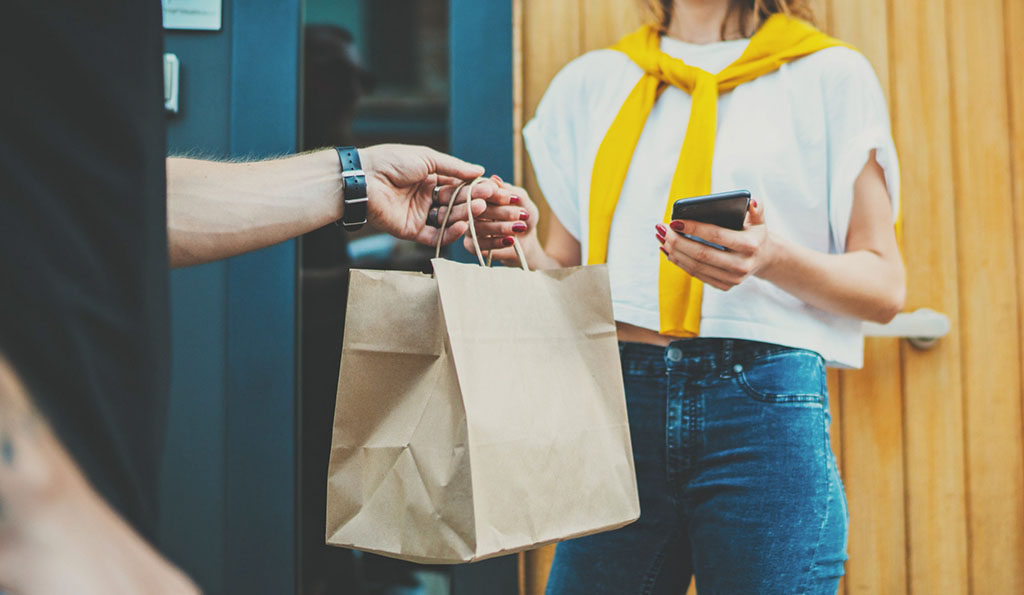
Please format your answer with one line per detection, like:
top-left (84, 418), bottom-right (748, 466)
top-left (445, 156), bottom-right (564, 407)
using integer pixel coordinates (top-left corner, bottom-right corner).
top-left (863, 307), bottom-right (951, 349)
top-left (164, 53), bottom-right (180, 115)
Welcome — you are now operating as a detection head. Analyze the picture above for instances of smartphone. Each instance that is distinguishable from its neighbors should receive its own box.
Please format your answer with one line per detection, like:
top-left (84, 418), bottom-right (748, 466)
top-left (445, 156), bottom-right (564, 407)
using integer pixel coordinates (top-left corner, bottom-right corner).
top-left (670, 190), bottom-right (751, 251)
top-left (671, 190), bottom-right (751, 230)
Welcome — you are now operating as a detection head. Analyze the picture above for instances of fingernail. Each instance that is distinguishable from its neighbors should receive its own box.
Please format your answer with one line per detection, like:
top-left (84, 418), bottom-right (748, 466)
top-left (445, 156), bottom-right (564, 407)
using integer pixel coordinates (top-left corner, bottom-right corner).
top-left (751, 199), bottom-right (758, 209)
top-left (655, 232), bottom-right (665, 244)
top-left (509, 195), bottom-right (522, 205)
top-left (503, 236), bottom-right (515, 247)
top-left (655, 223), bottom-right (668, 235)
top-left (512, 222), bottom-right (528, 233)
top-left (660, 246), bottom-right (670, 256)
top-left (493, 174), bottom-right (504, 183)
top-left (519, 210), bottom-right (530, 221)
top-left (669, 221), bottom-right (686, 232)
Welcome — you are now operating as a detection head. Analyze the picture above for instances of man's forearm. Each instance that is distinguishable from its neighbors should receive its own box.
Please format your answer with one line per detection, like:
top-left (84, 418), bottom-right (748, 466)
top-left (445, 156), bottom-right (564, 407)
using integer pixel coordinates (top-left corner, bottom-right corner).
top-left (167, 150), bottom-right (343, 268)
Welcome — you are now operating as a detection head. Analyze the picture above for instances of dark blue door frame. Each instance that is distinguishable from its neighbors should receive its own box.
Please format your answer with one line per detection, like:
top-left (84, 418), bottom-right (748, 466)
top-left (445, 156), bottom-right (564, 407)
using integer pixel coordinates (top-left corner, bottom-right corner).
top-left (447, 0), bottom-right (517, 268)
top-left (449, 1), bottom-right (521, 593)
top-left (164, 0), bottom-right (517, 591)
top-left (224, 0), bottom-right (301, 593)
top-left (162, 1), bottom-right (300, 593)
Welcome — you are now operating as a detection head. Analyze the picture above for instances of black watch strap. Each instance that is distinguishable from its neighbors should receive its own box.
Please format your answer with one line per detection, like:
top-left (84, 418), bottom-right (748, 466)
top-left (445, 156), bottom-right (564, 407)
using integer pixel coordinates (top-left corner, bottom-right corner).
top-left (335, 146), bottom-right (367, 231)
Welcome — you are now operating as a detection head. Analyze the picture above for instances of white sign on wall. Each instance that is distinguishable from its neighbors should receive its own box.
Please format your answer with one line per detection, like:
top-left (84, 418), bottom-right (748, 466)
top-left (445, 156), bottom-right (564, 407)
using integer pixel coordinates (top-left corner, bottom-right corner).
top-left (162, 0), bottom-right (222, 31)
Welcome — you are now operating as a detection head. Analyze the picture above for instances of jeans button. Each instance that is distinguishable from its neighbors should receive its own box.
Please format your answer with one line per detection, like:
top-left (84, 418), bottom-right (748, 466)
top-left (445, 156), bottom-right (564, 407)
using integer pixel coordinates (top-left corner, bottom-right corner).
top-left (733, 364), bottom-right (743, 374)
top-left (667, 347), bottom-right (683, 362)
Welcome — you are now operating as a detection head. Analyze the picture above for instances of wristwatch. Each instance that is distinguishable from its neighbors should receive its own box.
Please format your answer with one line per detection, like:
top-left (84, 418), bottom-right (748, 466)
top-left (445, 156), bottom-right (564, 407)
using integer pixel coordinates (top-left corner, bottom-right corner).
top-left (335, 146), bottom-right (367, 231)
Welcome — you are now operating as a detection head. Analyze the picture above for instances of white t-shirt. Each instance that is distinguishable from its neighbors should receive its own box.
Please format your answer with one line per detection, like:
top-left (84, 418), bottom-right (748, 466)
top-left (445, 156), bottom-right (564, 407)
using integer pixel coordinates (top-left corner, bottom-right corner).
top-left (523, 36), bottom-right (899, 368)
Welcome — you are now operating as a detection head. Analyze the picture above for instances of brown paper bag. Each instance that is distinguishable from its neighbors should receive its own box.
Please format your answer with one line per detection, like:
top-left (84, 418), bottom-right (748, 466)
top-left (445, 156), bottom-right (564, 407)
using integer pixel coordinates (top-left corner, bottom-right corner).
top-left (325, 181), bottom-right (639, 564)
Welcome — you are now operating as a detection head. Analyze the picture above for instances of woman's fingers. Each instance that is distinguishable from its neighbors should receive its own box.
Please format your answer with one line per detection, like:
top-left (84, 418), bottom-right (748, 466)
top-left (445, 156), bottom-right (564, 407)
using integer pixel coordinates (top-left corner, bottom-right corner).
top-left (481, 203), bottom-right (531, 223)
top-left (668, 220), bottom-right (757, 256)
top-left (469, 219), bottom-right (529, 237)
top-left (745, 197), bottom-right (765, 227)
top-left (658, 231), bottom-right (745, 290)
top-left (658, 223), bottom-right (754, 277)
top-left (465, 234), bottom-right (517, 253)
top-left (661, 245), bottom-right (739, 291)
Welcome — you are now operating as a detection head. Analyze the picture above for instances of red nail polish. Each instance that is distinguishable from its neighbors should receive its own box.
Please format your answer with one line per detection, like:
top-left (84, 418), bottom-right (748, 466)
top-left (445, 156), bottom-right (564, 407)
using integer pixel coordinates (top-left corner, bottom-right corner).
top-left (669, 221), bottom-right (685, 232)
top-left (660, 246), bottom-right (670, 256)
top-left (503, 236), bottom-right (515, 247)
top-left (512, 222), bottom-right (528, 233)
top-left (519, 210), bottom-right (530, 221)
top-left (655, 232), bottom-right (666, 243)
top-left (751, 199), bottom-right (758, 209)
top-left (509, 195), bottom-right (522, 205)
top-left (655, 223), bottom-right (668, 235)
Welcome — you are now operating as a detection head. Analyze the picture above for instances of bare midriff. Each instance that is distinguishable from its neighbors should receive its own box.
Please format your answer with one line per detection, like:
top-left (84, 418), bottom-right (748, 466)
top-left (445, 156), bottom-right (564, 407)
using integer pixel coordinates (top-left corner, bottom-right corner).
top-left (615, 321), bottom-right (680, 347)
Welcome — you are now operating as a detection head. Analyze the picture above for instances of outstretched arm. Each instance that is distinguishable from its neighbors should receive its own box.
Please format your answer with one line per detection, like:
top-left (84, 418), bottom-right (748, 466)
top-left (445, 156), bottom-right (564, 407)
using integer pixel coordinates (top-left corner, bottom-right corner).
top-left (167, 144), bottom-right (500, 268)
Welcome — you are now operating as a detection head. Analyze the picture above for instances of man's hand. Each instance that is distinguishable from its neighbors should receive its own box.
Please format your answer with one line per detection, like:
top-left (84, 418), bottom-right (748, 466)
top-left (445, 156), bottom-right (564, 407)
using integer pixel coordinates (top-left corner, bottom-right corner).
top-left (360, 144), bottom-right (499, 247)
top-left (167, 145), bottom-right (508, 268)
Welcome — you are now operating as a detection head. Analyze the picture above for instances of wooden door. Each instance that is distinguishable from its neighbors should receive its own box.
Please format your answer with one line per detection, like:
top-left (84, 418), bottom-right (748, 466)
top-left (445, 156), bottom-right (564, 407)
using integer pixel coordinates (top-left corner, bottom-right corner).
top-left (514, 1), bottom-right (1024, 593)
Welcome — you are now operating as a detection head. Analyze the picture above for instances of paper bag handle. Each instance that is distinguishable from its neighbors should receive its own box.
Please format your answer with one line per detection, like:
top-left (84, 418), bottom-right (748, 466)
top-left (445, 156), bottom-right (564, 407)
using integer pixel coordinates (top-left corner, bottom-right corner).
top-left (434, 177), bottom-right (530, 271)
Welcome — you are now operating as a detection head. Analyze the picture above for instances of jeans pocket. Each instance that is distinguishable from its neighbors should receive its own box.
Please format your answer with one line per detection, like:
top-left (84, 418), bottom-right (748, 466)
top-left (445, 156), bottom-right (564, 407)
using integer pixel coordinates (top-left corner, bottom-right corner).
top-left (732, 349), bottom-right (826, 404)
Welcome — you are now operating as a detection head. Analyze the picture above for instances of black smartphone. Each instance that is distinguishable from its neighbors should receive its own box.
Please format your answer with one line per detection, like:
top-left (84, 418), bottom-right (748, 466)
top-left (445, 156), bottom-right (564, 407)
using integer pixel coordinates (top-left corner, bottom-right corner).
top-left (670, 190), bottom-right (751, 251)
top-left (671, 190), bottom-right (751, 230)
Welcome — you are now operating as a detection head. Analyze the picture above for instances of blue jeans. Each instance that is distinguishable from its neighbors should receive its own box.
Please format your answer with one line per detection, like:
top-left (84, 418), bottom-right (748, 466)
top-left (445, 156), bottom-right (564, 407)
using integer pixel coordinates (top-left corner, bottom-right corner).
top-left (547, 339), bottom-right (847, 595)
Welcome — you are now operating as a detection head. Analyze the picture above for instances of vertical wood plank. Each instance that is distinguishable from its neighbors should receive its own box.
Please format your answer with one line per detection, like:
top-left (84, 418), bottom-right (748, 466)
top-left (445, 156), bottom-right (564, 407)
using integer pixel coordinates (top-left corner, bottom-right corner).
top-left (519, 1), bottom-right (581, 592)
top-left (946, 0), bottom-right (1024, 592)
top-left (828, 0), bottom-right (890, 100)
top-left (524, 544), bottom-right (556, 595)
top-left (827, 368), bottom-right (845, 595)
top-left (888, 1), bottom-right (971, 593)
top-left (838, 339), bottom-right (907, 595)
top-left (807, 0), bottom-right (831, 33)
top-left (579, 0), bottom-right (643, 53)
top-left (830, 2), bottom-right (907, 593)
top-left (1004, 0), bottom-right (1024, 545)
top-left (518, 0), bottom-right (581, 241)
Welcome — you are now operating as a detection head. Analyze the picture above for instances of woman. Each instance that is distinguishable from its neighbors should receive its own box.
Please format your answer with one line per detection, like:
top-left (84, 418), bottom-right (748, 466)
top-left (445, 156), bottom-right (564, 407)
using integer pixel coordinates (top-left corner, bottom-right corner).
top-left (474, 0), bottom-right (904, 593)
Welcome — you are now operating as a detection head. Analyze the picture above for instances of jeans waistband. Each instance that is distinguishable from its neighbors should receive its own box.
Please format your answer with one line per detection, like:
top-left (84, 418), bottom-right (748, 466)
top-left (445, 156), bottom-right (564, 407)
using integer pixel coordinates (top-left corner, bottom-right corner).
top-left (618, 338), bottom-right (805, 377)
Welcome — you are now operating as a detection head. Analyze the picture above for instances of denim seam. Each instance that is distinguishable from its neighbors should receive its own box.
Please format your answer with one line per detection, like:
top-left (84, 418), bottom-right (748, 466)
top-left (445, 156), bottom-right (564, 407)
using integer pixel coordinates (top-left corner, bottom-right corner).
top-left (733, 372), bottom-right (826, 404)
top-left (794, 406), bottom-right (834, 595)
top-left (638, 529), bottom-right (683, 595)
top-left (735, 348), bottom-right (825, 370)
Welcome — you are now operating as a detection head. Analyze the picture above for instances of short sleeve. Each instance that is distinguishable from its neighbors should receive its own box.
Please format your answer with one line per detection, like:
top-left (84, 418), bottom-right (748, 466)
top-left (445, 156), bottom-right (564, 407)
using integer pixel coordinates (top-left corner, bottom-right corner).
top-left (822, 49), bottom-right (900, 253)
top-left (522, 58), bottom-right (590, 241)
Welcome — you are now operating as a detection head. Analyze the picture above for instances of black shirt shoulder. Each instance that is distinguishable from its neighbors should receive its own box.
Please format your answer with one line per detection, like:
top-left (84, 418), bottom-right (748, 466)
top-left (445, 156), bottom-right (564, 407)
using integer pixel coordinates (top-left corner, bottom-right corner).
top-left (0, 0), bottom-right (170, 538)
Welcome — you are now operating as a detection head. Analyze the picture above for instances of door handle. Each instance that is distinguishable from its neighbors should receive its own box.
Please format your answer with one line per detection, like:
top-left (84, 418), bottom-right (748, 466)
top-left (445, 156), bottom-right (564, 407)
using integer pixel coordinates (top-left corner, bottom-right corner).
top-left (164, 53), bottom-right (180, 115)
top-left (863, 308), bottom-right (951, 349)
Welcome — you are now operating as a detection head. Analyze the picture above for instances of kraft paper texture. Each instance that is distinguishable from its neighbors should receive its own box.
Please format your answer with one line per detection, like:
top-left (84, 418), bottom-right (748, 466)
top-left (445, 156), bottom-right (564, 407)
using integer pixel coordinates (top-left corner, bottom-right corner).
top-left (325, 260), bottom-right (639, 564)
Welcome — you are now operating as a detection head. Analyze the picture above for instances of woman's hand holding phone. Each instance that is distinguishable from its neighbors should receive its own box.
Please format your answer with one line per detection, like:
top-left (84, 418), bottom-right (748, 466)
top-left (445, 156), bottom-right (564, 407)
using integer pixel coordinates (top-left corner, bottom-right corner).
top-left (655, 198), bottom-right (776, 292)
top-left (461, 175), bottom-right (540, 266)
